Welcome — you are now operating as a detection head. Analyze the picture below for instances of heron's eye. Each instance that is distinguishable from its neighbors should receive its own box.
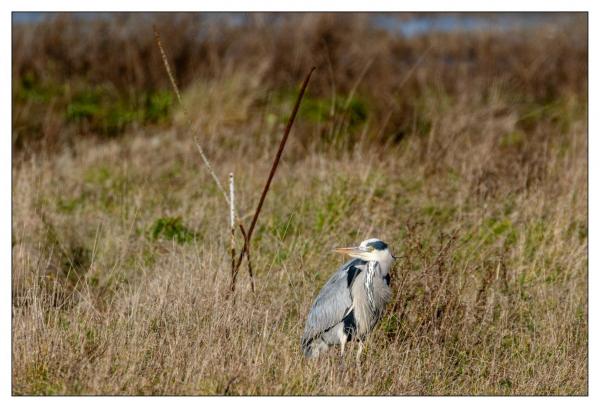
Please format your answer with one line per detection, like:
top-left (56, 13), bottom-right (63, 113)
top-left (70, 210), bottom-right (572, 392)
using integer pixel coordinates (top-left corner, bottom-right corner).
top-left (367, 246), bottom-right (374, 252)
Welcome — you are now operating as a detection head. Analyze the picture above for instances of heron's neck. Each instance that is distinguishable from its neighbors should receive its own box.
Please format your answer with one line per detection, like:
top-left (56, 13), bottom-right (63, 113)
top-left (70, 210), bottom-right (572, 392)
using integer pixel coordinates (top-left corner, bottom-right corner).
top-left (368, 258), bottom-right (391, 275)
top-left (365, 261), bottom-right (377, 312)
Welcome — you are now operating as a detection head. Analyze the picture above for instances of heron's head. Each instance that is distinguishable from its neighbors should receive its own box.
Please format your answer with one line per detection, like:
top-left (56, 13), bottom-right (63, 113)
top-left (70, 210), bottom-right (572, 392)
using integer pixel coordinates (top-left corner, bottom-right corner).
top-left (334, 238), bottom-right (396, 263)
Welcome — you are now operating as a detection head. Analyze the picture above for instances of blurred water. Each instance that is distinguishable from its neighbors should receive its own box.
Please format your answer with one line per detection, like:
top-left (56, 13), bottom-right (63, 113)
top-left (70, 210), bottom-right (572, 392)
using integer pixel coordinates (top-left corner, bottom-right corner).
top-left (12, 12), bottom-right (574, 36)
top-left (372, 13), bottom-right (567, 36)
top-left (12, 12), bottom-right (120, 24)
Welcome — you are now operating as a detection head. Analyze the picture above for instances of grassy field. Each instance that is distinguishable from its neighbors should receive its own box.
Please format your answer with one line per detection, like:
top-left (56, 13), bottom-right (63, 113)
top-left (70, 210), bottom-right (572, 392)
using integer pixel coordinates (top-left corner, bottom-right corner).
top-left (12, 13), bottom-right (587, 395)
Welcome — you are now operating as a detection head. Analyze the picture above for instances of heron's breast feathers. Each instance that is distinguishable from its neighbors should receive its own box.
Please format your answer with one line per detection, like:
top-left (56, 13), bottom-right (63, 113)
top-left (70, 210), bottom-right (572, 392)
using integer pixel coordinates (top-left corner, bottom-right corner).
top-left (302, 258), bottom-right (392, 345)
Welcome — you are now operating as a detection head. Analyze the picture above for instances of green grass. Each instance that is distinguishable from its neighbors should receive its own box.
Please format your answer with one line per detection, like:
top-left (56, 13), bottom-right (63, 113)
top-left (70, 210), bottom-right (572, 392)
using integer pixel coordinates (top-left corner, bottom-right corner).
top-left (149, 216), bottom-right (198, 244)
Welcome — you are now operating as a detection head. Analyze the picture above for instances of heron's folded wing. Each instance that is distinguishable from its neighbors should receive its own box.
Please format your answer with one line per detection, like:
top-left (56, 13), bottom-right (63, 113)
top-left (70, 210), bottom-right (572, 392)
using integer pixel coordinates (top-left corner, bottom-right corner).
top-left (302, 259), bottom-right (366, 344)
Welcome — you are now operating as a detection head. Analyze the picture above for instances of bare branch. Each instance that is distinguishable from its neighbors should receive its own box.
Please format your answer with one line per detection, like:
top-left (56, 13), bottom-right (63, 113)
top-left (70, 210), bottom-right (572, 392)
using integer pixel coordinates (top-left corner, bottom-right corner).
top-left (232, 66), bottom-right (316, 281)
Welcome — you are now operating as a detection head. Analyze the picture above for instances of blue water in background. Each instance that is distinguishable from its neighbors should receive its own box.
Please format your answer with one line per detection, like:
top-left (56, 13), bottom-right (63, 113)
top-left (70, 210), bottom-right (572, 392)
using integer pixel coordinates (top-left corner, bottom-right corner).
top-left (12, 12), bottom-right (574, 37)
top-left (372, 13), bottom-right (567, 36)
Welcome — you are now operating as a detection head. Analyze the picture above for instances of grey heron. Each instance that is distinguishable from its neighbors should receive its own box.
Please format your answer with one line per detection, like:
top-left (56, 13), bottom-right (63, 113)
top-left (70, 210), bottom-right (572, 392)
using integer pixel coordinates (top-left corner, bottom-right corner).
top-left (301, 238), bottom-right (396, 360)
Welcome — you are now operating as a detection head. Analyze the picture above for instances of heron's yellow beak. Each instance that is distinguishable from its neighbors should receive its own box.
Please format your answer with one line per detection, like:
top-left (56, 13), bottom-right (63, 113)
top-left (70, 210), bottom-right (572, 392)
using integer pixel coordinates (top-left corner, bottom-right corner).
top-left (333, 246), bottom-right (370, 258)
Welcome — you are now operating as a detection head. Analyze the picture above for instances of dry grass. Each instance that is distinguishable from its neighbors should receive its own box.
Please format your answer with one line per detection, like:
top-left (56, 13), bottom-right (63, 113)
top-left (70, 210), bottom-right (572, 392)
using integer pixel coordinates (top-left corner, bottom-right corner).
top-left (12, 13), bottom-right (587, 395)
top-left (12, 13), bottom-right (587, 152)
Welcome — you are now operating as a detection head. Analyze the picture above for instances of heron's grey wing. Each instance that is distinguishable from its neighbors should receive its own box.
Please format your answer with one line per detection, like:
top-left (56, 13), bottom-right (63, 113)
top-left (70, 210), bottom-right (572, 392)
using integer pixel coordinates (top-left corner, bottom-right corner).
top-left (301, 258), bottom-right (366, 345)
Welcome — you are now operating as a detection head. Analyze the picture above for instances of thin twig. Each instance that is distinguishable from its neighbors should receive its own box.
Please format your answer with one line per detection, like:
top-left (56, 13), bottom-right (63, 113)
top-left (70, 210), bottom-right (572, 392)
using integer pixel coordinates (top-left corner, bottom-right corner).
top-left (154, 27), bottom-right (184, 106)
top-left (194, 139), bottom-right (231, 207)
top-left (231, 66), bottom-right (316, 283)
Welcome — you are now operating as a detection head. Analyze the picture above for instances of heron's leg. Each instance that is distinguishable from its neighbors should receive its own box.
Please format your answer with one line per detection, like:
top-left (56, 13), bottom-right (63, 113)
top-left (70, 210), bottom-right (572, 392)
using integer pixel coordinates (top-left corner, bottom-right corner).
top-left (356, 340), bottom-right (364, 363)
top-left (356, 340), bottom-right (364, 376)
top-left (338, 333), bottom-right (348, 371)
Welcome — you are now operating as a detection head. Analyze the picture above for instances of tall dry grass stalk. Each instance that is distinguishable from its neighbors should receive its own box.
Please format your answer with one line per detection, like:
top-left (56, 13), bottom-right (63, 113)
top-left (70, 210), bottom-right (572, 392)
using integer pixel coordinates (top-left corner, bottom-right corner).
top-left (153, 26), bottom-right (231, 208)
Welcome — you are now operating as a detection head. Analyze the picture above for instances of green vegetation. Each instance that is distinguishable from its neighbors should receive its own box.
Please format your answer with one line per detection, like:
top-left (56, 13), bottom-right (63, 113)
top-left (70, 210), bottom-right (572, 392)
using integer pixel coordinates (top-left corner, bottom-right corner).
top-left (14, 73), bottom-right (173, 144)
top-left (65, 87), bottom-right (172, 134)
top-left (149, 216), bottom-right (198, 244)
